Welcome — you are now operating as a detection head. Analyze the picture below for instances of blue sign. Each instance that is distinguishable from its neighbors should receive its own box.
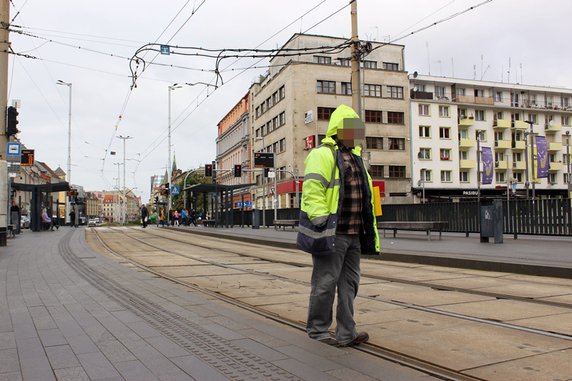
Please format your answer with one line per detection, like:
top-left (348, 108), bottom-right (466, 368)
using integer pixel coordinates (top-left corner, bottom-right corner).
top-left (7, 142), bottom-right (21, 156)
top-left (160, 45), bottom-right (170, 55)
top-left (244, 201), bottom-right (252, 208)
top-left (236, 202), bottom-right (242, 208)
top-left (170, 185), bottom-right (180, 195)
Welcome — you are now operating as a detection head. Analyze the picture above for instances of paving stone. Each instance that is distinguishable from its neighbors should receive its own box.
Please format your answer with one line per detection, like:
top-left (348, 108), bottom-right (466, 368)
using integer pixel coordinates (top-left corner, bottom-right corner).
top-left (10, 310), bottom-right (37, 340)
top-left (0, 349), bottom-right (20, 374)
top-left (15, 337), bottom-right (55, 381)
top-left (0, 371), bottom-right (22, 381)
top-left (170, 355), bottom-right (230, 381)
top-left (272, 358), bottom-right (338, 381)
top-left (28, 306), bottom-right (57, 330)
top-left (66, 333), bottom-right (100, 355)
top-left (0, 333), bottom-right (16, 350)
top-left (45, 345), bottom-right (80, 369)
top-left (97, 339), bottom-right (137, 363)
top-left (77, 351), bottom-right (122, 380)
top-left (53, 367), bottom-right (90, 381)
top-left (114, 360), bottom-right (160, 381)
top-left (145, 335), bottom-right (189, 358)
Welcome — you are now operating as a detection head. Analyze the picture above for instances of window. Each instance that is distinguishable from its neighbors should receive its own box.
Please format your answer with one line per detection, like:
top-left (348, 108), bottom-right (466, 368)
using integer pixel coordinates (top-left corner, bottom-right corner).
top-left (279, 138), bottom-right (286, 153)
top-left (459, 171), bottom-right (469, 182)
top-left (314, 55), bottom-right (332, 64)
top-left (439, 127), bottom-right (450, 139)
top-left (421, 169), bottom-right (432, 182)
top-left (439, 106), bottom-right (449, 118)
top-left (419, 125), bottom-right (431, 138)
top-left (279, 112), bottom-right (286, 126)
top-left (459, 108), bottom-right (467, 118)
top-left (362, 60), bottom-right (377, 69)
top-left (369, 165), bottom-right (384, 178)
top-left (388, 138), bottom-right (405, 150)
top-left (460, 150), bottom-right (469, 160)
top-left (388, 166), bottom-right (406, 178)
top-left (475, 110), bottom-right (485, 121)
top-left (363, 84), bottom-right (382, 97)
top-left (415, 84), bottom-right (426, 92)
top-left (418, 148), bottom-right (431, 160)
top-left (382, 62), bottom-right (399, 71)
top-left (338, 58), bottom-right (351, 66)
top-left (366, 137), bottom-right (383, 149)
top-left (457, 87), bottom-right (466, 96)
top-left (279, 86), bottom-right (285, 100)
top-left (528, 113), bottom-right (538, 124)
top-left (562, 115), bottom-right (570, 126)
top-left (549, 173), bottom-right (557, 184)
top-left (386, 86), bottom-right (403, 99)
top-left (316, 80), bottom-right (335, 94)
top-left (495, 91), bottom-right (502, 102)
top-left (514, 172), bottom-right (523, 182)
top-left (511, 92), bottom-right (520, 107)
top-left (530, 94), bottom-right (537, 106)
top-left (496, 172), bottom-right (506, 183)
top-left (562, 97), bottom-right (570, 108)
top-left (435, 86), bottom-right (445, 98)
top-left (418, 104), bottom-right (430, 116)
top-left (317, 107), bottom-right (335, 120)
top-left (474, 89), bottom-right (484, 97)
top-left (440, 149), bottom-right (451, 161)
top-left (546, 95), bottom-right (553, 107)
top-left (496, 111), bottom-right (504, 120)
top-left (441, 171), bottom-right (452, 182)
top-left (341, 82), bottom-right (352, 95)
top-left (387, 111), bottom-right (404, 124)
top-left (365, 110), bottom-right (382, 123)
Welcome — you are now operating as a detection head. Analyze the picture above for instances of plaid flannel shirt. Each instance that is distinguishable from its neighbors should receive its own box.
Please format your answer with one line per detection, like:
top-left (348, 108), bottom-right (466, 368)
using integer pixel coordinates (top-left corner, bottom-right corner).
top-left (336, 149), bottom-right (364, 235)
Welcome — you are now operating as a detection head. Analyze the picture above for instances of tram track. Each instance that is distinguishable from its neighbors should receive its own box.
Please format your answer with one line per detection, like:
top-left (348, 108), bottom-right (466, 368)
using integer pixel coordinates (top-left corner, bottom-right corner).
top-left (88, 227), bottom-right (487, 381)
top-left (129, 226), bottom-right (572, 311)
top-left (88, 227), bottom-right (572, 379)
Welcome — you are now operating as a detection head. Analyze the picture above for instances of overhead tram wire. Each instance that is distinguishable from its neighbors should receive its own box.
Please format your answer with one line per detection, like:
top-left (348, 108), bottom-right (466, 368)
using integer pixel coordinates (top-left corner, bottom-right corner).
top-left (133, 0), bottom-right (354, 174)
top-left (99, 0), bottom-right (208, 182)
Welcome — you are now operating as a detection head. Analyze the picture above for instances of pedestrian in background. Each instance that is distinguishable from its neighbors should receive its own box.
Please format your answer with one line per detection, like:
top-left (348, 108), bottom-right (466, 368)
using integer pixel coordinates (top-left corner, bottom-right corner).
top-left (141, 205), bottom-right (149, 228)
top-left (10, 200), bottom-right (21, 235)
top-left (297, 104), bottom-right (379, 347)
top-left (69, 209), bottom-right (76, 227)
top-left (181, 208), bottom-right (188, 226)
top-left (41, 208), bottom-right (53, 231)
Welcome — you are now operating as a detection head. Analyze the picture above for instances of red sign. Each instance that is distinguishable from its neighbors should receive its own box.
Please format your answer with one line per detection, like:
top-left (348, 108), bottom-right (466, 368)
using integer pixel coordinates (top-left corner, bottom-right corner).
top-left (304, 135), bottom-right (315, 150)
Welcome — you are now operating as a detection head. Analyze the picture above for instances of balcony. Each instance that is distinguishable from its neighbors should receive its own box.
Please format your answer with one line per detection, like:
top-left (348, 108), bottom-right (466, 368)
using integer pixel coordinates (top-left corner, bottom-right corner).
top-left (475, 96), bottom-right (494, 105)
top-left (513, 120), bottom-right (529, 130)
top-left (494, 140), bottom-right (511, 150)
top-left (549, 162), bottom-right (563, 171)
top-left (459, 159), bottom-right (476, 169)
top-left (548, 142), bottom-right (563, 152)
top-left (458, 117), bottom-right (475, 127)
top-left (459, 138), bottom-right (475, 148)
top-left (512, 161), bottom-right (526, 170)
top-left (410, 90), bottom-right (434, 100)
top-left (493, 118), bottom-right (511, 129)
top-left (495, 160), bottom-right (508, 170)
top-left (512, 140), bottom-right (526, 150)
top-left (545, 122), bottom-right (563, 133)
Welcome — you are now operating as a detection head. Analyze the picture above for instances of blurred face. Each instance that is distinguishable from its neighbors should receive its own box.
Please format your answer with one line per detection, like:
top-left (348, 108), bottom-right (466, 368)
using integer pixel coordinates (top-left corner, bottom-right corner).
top-left (338, 118), bottom-right (365, 148)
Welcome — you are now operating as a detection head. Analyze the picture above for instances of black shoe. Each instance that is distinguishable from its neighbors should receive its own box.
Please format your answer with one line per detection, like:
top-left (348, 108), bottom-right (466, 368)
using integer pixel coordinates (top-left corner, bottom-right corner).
top-left (338, 332), bottom-right (369, 347)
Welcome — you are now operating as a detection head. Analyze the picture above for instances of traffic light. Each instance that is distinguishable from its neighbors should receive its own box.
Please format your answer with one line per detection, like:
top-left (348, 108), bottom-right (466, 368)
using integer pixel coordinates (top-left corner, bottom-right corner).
top-left (6, 106), bottom-right (19, 136)
top-left (264, 167), bottom-right (270, 178)
top-left (204, 164), bottom-right (213, 177)
top-left (233, 164), bottom-right (242, 177)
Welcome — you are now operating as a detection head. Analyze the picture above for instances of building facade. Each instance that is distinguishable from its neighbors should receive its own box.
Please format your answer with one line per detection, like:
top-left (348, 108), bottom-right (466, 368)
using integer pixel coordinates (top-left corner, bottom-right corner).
top-left (248, 33), bottom-right (410, 208)
top-left (409, 75), bottom-right (572, 201)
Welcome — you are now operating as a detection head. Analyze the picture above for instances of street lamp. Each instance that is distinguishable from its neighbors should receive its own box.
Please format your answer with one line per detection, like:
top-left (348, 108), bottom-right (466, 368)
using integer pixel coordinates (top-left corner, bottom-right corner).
top-left (167, 84), bottom-right (182, 214)
top-left (118, 135), bottom-right (133, 225)
top-left (56, 80), bottom-right (72, 225)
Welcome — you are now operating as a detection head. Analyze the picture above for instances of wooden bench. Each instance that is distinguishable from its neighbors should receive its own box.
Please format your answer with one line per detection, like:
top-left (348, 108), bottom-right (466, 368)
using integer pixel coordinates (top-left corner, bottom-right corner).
top-left (273, 219), bottom-right (299, 230)
top-left (378, 221), bottom-right (448, 241)
top-left (201, 219), bottom-right (216, 227)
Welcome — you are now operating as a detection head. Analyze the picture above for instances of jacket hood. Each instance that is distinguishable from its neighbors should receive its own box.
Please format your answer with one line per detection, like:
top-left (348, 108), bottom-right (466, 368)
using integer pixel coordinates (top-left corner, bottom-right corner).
top-left (321, 105), bottom-right (362, 155)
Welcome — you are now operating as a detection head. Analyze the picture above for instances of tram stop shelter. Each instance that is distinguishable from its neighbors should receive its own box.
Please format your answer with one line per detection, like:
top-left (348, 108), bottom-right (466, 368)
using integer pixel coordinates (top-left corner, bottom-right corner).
top-left (11, 181), bottom-right (70, 232)
top-left (184, 182), bottom-right (254, 228)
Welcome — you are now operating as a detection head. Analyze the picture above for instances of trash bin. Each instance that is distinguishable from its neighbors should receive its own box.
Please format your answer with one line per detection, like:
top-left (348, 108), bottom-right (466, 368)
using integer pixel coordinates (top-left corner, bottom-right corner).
top-left (252, 209), bottom-right (260, 229)
top-left (480, 199), bottom-right (503, 243)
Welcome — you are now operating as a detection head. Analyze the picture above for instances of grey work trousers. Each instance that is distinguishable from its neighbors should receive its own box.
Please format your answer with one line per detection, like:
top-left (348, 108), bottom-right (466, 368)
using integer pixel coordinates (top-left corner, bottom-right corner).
top-left (306, 234), bottom-right (361, 345)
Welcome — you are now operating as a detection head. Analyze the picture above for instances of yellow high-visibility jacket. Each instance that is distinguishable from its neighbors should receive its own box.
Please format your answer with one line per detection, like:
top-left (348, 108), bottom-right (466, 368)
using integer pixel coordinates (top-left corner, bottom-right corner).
top-left (297, 105), bottom-right (380, 255)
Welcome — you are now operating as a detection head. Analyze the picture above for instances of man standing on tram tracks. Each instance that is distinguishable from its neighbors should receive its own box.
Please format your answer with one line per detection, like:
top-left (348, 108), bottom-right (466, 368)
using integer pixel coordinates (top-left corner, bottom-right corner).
top-left (141, 204), bottom-right (149, 228)
top-left (297, 104), bottom-right (379, 347)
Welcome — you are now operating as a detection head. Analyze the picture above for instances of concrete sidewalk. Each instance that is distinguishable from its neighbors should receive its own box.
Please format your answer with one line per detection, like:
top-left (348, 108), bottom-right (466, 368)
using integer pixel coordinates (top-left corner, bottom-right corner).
top-left (0, 227), bottom-right (433, 381)
top-left (165, 225), bottom-right (572, 278)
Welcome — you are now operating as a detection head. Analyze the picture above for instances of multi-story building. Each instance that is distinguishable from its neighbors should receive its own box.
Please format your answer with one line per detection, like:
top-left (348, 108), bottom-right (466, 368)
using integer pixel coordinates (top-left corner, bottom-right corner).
top-left (215, 92), bottom-right (252, 208)
top-left (409, 75), bottom-right (572, 201)
top-left (85, 191), bottom-right (103, 219)
top-left (248, 33), bottom-right (410, 207)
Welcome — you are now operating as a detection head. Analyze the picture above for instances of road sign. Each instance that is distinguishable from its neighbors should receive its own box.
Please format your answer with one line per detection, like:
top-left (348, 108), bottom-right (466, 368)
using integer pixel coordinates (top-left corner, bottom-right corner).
top-left (21, 149), bottom-right (34, 166)
top-left (7, 142), bottom-right (20, 156)
top-left (254, 152), bottom-right (274, 167)
top-left (170, 185), bottom-right (180, 196)
top-left (160, 45), bottom-right (170, 55)
top-left (244, 201), bottom-right (252, 208)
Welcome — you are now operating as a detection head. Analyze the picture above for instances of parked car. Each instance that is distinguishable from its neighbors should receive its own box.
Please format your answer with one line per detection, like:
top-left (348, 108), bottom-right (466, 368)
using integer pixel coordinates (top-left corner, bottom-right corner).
top-left (87, 218), bottom-right (97, 227)
top-left (20, 215), bottom-right (30, 229)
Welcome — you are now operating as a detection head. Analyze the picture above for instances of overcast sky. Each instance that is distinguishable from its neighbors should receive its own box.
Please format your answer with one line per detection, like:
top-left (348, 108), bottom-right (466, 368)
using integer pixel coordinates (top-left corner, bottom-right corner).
top-left (8, 0), bottom-right (572, 201)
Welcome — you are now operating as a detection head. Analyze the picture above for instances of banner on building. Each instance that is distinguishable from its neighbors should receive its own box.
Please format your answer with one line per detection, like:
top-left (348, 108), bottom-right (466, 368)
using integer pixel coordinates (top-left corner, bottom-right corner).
top-left (481, 146), bottom-right (493, 185)
top-left (536, 136), bottom-right (549, 178)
